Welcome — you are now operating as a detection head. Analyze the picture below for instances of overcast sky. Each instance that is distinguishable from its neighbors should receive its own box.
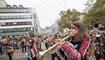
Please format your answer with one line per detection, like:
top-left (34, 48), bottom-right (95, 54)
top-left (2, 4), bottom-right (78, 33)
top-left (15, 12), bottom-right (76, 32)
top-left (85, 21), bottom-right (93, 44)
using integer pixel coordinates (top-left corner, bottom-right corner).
top-left (5, 0), bottom-right (88, 28)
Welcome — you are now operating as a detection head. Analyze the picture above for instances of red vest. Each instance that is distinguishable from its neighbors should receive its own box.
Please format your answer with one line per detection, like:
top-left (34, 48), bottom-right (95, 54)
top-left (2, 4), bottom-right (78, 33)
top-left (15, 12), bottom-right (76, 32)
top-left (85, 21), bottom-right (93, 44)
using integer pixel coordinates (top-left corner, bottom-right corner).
top-left (61, 38), bottom-right (90, 60)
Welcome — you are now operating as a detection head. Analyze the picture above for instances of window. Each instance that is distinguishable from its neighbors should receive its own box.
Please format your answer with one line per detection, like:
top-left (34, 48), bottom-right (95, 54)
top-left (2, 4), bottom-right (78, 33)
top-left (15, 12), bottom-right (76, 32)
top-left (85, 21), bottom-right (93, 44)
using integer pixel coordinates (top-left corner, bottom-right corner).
top-left (0, 15), bottom-right (32, 19)
top-left (1, 22), bottom-right (32, 26)
top-left (0, 27), bottom-right (31, 33)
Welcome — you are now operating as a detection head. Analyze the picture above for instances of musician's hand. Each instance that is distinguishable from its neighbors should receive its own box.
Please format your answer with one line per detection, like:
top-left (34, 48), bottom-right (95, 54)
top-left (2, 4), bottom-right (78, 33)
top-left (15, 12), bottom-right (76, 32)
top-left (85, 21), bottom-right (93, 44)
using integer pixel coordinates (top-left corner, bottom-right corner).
top-left (54, 38), bottom-right (61, 44)
top-left (57, 41), bottom-right (65, 49)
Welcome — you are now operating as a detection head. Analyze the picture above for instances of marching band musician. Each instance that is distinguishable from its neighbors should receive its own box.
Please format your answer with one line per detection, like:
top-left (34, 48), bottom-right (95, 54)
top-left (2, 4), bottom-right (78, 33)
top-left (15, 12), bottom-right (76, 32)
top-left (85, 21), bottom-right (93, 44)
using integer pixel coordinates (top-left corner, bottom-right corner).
top-left (88, 23), bottom-right (105, 60)
top-left (27, 31), bottom-right (39, 60)
top-left (51, 33), bottom-right (61, 60)
top-left (57, 21), bottom-right (90, 60)
top-left (103, 36), bottom-right (105, 60)
top-left (85, 43), bottom-right (96, 60)
top-left (91, 23), bottom-right (105, 60)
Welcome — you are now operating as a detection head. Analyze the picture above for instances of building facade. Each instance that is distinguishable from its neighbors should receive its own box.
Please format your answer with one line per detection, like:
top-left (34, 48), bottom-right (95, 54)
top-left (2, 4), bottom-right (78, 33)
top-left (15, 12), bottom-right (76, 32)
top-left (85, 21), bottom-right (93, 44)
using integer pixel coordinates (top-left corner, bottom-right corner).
top-left (0, 5), bottom-right (40, 36)
top-left (0, 0), bottom-right (7, 8)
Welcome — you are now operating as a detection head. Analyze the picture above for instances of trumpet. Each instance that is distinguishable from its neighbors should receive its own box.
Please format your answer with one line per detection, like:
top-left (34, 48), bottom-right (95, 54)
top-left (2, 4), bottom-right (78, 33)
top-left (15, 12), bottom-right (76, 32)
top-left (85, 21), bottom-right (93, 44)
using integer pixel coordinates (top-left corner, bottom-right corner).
top-left (39, 35), bottom-right (70, 59)
top-left (50, 48), bottom-right (60, 54)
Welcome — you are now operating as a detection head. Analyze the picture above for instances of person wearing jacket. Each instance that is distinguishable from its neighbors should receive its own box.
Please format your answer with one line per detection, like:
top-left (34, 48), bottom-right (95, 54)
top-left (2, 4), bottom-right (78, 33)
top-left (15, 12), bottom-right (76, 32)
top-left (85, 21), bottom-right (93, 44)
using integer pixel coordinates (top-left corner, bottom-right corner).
top-left (58, 21), bottom-right (90, 60)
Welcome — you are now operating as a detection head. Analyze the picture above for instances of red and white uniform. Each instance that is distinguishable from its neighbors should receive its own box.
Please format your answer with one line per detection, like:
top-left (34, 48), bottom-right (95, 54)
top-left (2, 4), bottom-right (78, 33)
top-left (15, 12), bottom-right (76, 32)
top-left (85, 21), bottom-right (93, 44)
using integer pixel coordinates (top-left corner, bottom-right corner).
top-left (61, 38), bottom-right (90, 60)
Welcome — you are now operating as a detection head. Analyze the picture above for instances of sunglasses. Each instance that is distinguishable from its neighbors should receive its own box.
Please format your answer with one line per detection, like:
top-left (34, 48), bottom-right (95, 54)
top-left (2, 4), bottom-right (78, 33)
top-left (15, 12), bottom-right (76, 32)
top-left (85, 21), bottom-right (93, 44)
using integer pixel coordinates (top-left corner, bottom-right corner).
top-left (71, 26), bottom-right (76, 29)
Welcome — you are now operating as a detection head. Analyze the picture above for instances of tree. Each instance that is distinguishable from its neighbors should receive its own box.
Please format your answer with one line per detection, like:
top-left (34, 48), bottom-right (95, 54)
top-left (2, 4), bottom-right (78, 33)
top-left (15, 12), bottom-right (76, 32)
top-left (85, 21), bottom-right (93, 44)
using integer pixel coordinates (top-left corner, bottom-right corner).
top-left (83, 0), bottom-right (105, 27)
top-left (58, 9), bottom-right (80, 31)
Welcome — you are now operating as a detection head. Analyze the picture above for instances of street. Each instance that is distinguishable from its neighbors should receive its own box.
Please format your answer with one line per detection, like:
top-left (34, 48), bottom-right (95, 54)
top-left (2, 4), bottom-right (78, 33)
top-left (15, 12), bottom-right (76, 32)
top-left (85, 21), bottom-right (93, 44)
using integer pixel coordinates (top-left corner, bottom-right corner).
top-left (0, 49), bottom-right (104, 60)
top-left (0, 43), bottom-right (104, 60)
top-left (0, 49), bottom-right (26, 60)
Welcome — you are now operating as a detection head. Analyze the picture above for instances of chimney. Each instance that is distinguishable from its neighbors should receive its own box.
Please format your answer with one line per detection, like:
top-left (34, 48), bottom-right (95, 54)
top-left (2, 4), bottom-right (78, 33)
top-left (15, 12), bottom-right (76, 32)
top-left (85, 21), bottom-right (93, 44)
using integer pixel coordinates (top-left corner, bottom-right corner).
top-left (13, 5), bottom-right (18, 8)
top-left (7, 5), bottom-right (12, 8)
top-left (19, 5), bottom-right (23, 8)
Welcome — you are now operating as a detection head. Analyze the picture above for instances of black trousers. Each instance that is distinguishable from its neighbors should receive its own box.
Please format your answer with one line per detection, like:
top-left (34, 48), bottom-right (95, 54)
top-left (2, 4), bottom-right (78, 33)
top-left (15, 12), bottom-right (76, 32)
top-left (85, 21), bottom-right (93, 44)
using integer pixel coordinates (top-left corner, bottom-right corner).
top-left (58, 49), bottom-right (67, 60)
top-left (95, 54), bottom-right (101, 60)
top-left (103, 52), bottom-right (105, 60)
top-left (8, 53), bottom-right (12, 60)
top-left (22, 46), bottom-right (26, 52)
top-left (0, 48), bottom-right (3, 55)
top-left (52, 53), bottom-right (61, 60)
top-left (32, 57), bottom-right (37, 60)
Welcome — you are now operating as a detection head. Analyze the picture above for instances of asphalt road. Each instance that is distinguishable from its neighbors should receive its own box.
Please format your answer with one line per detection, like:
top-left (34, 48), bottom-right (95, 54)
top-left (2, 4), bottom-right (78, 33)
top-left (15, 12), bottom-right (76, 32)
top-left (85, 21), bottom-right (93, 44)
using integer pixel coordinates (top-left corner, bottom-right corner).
top-left (0, 49), bottom-right (26, 60)
top-left (0, 43), bottom-right (104, 60)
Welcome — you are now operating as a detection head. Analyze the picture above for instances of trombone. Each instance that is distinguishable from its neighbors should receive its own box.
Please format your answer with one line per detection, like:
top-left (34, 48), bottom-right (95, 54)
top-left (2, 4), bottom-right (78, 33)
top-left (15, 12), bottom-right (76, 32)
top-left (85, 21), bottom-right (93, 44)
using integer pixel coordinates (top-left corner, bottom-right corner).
top-left (39, 35), bottom-right (70, 59)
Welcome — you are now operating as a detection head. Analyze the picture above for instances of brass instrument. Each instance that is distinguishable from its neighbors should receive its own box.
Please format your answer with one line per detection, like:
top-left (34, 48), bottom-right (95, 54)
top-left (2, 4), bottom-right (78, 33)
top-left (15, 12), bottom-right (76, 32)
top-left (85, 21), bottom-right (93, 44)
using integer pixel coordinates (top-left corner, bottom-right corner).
top-left (39, 35), bottom-right (70, 59)
top-left (50, 35), bottom-right (72, 54)
top-left (50, 48), bottom-right (60, 54)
